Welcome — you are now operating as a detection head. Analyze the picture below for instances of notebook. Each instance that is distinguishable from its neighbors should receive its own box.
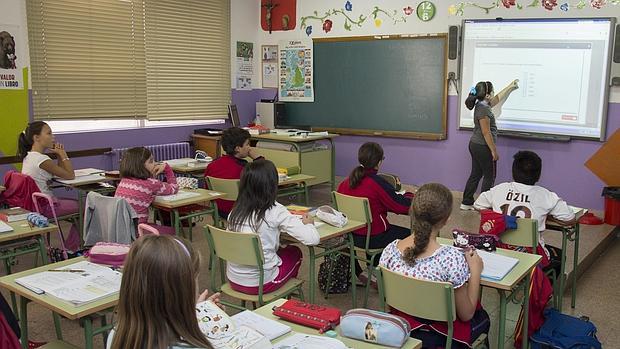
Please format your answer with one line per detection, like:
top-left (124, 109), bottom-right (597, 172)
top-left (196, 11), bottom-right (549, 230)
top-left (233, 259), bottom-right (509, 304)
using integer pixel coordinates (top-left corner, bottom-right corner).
top-left (231, 310), bottom-right (291, 340)
top-left (14, 261), bottom-right (121, 305)
top-left (0, 220), bottom-right (14, 233)
top-left (155, 191), bottom-right (201, 202)
top-left (477, 250), bottom-right (519, 281)
top-left (73, 168), bottom-right (105, 177)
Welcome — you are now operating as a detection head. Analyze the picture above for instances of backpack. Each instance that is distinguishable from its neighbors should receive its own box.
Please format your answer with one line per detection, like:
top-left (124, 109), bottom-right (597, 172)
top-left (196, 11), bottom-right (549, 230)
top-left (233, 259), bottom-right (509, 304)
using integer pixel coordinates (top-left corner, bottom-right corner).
top-left (530, 308), bottom-right (601, 349)
top-left (318, 252), bottom-right (351, 294)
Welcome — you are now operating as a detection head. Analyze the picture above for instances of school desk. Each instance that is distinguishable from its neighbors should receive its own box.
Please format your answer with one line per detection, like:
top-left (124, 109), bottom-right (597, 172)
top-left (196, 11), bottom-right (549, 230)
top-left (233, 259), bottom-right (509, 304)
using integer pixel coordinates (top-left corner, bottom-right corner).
top-left (278, 174), bottom-right (316, 206)
top-left (282, 217), bottom-right (365, 304)
top-left (0, 257), bottom-right (118, 349)
top-left (546, 206), bottom-right (587, 311)
top-left (251, 133), bottom-right (338, 190)
top-left (192, 133), bottom-right (222, 159)
top-left (53, 170), bottom-right (117, 245)
top-left (152, 188), bottom-right (226, 239)
top-left (165, 157), bottom-right (210, 175)
top-left (1, 220), bottom-right (56, 314)
top-left (438, 237), bottom-right (541, 349)
top-left (254, 298), bottom-right (423, 349)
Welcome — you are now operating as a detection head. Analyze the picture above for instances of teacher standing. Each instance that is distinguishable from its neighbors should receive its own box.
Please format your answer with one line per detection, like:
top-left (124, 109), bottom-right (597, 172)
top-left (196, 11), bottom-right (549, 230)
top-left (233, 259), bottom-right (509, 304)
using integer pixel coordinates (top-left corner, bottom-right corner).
top-left (460, 80), bottom-right (518, 210)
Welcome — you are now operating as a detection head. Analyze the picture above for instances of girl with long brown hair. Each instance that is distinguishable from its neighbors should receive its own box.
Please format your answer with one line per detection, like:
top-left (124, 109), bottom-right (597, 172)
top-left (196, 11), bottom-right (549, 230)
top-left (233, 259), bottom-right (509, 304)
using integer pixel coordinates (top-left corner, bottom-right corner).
top-left (108, 235), bottom-right (220, 349)
top-left (379, 183), bottom-right (489, 348)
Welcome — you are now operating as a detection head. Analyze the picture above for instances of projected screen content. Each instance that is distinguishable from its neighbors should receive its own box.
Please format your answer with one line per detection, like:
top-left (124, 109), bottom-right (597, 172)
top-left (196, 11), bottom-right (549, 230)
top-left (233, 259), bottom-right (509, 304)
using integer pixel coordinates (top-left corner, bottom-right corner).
top-left (459, 19), bottom-right (614, 140)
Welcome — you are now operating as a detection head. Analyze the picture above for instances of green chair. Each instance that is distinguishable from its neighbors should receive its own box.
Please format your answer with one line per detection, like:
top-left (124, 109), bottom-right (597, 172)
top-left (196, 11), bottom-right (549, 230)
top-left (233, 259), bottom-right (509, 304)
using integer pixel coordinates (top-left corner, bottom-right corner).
top-left (38, 340), bottom-right (81, 349)
top-left (501, 217), bottom-right (558, 307)
top-left (206, 176), bottom-right (240, 228)
top-left (332, 191), bottom-right (379, 307)
top-left (378, 266), bottom-right (488, 349)
top-left (204, 224), bottom-right (304, 310)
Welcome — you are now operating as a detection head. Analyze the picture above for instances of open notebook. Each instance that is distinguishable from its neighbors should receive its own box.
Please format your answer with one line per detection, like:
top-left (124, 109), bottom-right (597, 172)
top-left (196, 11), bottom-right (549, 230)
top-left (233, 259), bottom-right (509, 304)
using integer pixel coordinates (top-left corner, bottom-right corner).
top-left (155, 190), bottom-right (202, 202)
top-left (477, 250), bottom-right (519, 281)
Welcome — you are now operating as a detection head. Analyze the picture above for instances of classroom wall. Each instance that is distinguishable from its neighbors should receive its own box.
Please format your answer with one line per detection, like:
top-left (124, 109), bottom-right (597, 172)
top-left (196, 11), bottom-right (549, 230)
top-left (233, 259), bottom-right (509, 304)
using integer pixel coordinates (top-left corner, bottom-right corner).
top-left (231, 0), bottom-right (620, 210)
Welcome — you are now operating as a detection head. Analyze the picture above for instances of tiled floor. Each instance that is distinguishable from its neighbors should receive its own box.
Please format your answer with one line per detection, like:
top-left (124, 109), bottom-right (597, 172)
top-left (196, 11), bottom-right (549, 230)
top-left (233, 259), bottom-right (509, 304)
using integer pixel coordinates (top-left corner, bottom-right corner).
top-left (1, 183), bottom-right (618, 348)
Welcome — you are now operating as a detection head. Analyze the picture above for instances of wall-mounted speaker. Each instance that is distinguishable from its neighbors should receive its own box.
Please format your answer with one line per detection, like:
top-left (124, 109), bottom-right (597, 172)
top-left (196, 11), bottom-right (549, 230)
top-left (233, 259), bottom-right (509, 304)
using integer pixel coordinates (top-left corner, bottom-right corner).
top-left (448, 25), bottom-right (459, 60)
top-left (614, 24), bottom-right (620, 63)
top-left (611, 24), bottom-right (620, 85)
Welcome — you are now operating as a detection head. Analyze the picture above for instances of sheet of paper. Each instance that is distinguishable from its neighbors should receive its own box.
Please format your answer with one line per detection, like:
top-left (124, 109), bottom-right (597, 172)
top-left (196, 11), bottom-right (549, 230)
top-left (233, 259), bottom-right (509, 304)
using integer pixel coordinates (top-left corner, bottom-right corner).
top-left (73, 168), bottom-right (105, 177)
top-left (55, 174), bottom-right (105, 185)
top-left (273, 333), bottom-right (350, 349)
top-left (478, 250), bottom-right (519, 281)
top-left (231, 310), bottom-right (291, 341)
top-left (155, 191), bottom-right (201, 202)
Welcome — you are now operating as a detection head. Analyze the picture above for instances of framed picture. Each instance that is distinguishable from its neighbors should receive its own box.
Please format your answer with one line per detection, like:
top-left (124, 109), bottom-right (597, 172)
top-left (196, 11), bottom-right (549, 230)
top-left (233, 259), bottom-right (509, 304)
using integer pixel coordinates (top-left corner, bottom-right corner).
top-left (262, 45), bottom-right (278, 62)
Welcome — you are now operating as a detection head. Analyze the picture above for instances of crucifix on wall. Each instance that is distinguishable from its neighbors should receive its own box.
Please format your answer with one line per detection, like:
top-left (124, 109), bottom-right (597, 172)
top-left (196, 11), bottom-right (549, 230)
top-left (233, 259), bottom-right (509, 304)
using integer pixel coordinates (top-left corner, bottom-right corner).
top-left (260, 0), bottom-right (296, 33)
top-left (262, 0), bottom-right (279, 34)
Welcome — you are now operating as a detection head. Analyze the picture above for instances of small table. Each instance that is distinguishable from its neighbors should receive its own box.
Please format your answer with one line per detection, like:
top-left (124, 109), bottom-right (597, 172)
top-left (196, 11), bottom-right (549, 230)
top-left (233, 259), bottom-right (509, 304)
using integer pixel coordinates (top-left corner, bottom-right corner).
top-left (438, 237), bottom-right (541, 349)
top-left (152, 189), bottom-right (226, 239)
top-left (254, 299), bottom-right (422, 349)
top-left (278, 174), bottom-right (316, 206)
top-left (53, 171), bottom-right (118, 245)
top-left (1, 221), bottom-right (57, 313)
top-left (284, 218), bottom-right (365, 304)
top-left (546, 206), bottom-right (587, 311)
top-left (0, 257), bottom-right (118, 349)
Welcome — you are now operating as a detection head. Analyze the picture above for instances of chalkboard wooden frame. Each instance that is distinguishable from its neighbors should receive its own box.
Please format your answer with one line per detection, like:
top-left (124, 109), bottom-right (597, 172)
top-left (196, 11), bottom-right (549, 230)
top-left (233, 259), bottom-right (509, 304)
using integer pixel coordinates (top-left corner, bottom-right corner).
top-left (285, 34), bottom-right (448, 140)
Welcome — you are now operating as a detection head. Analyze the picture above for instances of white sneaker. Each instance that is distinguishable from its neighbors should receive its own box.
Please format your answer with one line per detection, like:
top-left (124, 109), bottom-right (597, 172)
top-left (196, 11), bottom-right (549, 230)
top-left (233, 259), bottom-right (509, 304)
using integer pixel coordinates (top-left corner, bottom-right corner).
top-left (460, 204), bottom-right (475, 211)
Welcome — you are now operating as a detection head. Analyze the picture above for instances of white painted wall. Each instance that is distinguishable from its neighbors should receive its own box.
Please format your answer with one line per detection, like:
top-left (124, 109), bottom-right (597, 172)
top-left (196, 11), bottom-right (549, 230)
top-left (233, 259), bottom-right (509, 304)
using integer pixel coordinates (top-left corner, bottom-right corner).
top-left (233, 0), bottom-right (620, 99)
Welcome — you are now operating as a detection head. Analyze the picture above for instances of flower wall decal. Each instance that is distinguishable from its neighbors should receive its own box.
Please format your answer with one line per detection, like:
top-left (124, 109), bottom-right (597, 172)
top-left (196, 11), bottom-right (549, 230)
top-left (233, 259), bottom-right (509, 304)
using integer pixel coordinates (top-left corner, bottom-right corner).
top-left (449, 0), bottom-right (619, 15)
top-left (300, 5), bottom-right (410, 34)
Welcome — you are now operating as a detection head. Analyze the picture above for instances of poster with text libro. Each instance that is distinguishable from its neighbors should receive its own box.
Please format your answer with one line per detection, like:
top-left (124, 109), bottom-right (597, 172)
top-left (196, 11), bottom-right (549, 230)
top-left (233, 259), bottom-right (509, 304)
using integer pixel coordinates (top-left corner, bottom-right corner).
top-left (0, 24), bottom-right (23, 89)
top-left (279, 39), bottom-right (313, 102)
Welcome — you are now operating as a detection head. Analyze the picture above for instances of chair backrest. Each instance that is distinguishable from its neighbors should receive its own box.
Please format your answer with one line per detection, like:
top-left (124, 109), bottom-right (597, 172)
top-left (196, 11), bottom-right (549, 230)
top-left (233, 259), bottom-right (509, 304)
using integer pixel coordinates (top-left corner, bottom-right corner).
top-left (500, 217), bottom-right (538, 249)
top-left (332, 191), bottom-right (372, 224)
top-left (379, 266), bottom-right (456, 323)
top-left (204, 224), bottom-right (264, 266)
top-left (206, 177), bottom-right (240, 201)
top-left (84, 192), bottom-right (138, 245)
top-left (2, 171), bottom-right (39, 211)
top-left (137, 223), bottom-right (160, 237)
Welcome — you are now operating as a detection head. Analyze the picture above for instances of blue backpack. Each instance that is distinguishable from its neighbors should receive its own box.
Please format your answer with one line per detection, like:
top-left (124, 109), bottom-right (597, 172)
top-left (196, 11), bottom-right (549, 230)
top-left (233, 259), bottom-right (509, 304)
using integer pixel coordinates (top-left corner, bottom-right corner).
top-left (531, 308), bottom-right (601, 349)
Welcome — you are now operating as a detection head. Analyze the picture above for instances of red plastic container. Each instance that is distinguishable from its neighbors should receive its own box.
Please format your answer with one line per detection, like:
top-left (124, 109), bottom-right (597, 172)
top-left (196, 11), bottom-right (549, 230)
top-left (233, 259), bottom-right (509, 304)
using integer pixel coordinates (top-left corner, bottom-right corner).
top-left (603, 187), bottom-right (620, 226)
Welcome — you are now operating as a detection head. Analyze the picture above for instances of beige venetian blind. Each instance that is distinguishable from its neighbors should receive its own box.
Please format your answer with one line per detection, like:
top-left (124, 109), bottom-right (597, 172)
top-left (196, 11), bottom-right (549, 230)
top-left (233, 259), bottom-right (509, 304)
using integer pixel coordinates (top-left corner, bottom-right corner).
top-left (144, 0), bottom-right (231, 120)
top-left (27, 0), bottom-right (146, 120)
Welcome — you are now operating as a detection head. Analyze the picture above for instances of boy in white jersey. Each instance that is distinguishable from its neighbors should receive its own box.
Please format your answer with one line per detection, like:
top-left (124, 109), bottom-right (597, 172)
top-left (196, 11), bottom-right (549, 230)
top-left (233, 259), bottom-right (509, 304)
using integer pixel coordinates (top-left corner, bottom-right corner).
top-left (474, 150), bottom-right (575, 271)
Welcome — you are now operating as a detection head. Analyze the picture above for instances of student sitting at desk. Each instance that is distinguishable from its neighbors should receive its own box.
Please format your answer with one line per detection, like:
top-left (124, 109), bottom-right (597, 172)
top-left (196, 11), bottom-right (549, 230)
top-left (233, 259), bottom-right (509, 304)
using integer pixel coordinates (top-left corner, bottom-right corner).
top-left (337, 142), bottom-right (413, 282)
top-left (474, 150), bottom-right (575, 272)
top-left (115, 147), bottom-right (179, 235)
top-left (226, 160), bottom-right (319, 295)
top-left (18, 121), bottom-right (80, 249)
top-left (108, 235), bottom-right (221, 349)
top-left (379, 183), bottom-right (489, 348)
top-left (204, 127), bottom-right (263, 217)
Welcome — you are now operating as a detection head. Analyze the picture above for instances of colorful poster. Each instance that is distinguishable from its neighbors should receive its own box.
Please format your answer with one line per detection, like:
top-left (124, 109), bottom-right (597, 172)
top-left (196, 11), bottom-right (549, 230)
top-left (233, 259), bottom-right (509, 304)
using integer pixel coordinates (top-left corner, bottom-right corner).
top-left (235, 41), bottom-right (254, 90)
top-left (279, 39), bottom-right (313, 102)
top-left (0, 24), bottom-right (24, 89)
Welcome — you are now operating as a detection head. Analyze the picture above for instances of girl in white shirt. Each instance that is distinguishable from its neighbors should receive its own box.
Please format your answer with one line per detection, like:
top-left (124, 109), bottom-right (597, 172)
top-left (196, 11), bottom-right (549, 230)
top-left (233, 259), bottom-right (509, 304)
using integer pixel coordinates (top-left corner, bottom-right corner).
top-left (226, 159), bottom-right (320, 295)
top-left (18, 122), bottom-right (80, 248)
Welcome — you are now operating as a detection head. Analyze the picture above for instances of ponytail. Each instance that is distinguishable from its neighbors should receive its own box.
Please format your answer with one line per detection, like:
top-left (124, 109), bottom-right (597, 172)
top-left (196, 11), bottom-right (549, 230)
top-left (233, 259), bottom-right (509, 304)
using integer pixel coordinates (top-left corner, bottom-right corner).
top-left (17, 121), bottom-right (48, 159)
top-left (403, 183), bottom-right (453, 266)
top-left (464, 81), bottom-right (494, 110)
top-left (348, 142), bottom-right (384, 189)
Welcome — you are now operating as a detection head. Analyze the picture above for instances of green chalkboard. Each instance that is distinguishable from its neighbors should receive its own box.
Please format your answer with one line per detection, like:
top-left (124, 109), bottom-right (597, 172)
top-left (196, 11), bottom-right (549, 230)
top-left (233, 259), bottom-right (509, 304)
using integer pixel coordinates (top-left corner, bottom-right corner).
top-left (284, 35), bottom-right (448, 140)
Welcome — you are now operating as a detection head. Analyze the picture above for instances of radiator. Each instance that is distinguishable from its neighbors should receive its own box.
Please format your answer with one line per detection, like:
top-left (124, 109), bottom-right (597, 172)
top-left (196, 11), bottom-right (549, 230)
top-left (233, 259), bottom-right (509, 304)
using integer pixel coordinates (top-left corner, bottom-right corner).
top-left (110, 142), bottom-right (192, 168)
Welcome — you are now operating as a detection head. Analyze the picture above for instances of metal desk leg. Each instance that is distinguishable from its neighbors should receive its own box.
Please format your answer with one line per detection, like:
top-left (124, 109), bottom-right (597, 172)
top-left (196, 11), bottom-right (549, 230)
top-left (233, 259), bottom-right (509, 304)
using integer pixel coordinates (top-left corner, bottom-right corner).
top-left (558, 228), bottom-right (569, 312)
top-left (497, 290), bottom-right (507, 349)
top-left (523, 272), bottom-right (531, 349)
top-left (173, 209), bottom-right (182, 238)
top-left (571, 224), bottom-right (580, 309)
top-left (37, 235), bottom-right (49, 264)
top-left (19, 296), bottom-right (28, 349)
top-left (308, 246), bottom-right (316, 304)
top-left (303, 182), bottom-right (310, 206)
top-left (77, 190), bottom-right (86, 247)
top-left (83, 317), bottom-right (94, 349)
top-left (348, 234), bottom-right (357, 308)
top-left (328, 138), bottom-right (336, 192)
top-left (53, 313), bottom-right (63, 340)
top-left (211, 201), bottom-right (220, 229)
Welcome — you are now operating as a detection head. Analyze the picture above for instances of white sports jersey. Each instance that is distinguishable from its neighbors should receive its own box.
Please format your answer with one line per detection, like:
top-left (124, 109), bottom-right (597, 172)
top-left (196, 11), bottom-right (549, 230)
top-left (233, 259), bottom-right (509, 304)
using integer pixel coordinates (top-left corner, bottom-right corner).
top-left (474, 182), bottom-right (575, 246)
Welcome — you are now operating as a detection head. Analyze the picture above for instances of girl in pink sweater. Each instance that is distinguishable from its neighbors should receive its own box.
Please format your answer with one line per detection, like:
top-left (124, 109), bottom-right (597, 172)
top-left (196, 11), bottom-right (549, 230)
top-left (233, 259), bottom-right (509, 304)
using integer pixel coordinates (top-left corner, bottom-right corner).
top-left (115, 147), bottom-right (178, 235)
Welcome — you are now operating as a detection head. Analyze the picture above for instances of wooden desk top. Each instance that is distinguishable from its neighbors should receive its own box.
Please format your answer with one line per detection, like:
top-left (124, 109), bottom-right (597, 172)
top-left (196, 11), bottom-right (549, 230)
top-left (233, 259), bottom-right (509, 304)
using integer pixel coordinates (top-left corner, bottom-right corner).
top-left (315, 219), bottom-right (365, 242)
top-left (0, 257), bottom-right (118, 319)
top-left (0, 221), bottom-right (58, 244)
top-left (53, 174), bottom-right (116, 188)
top-left (252, 133), bottom-right (338, 143)
top-left (437, 237), bottom-right (541, 291)
top-left (254, 299), bottom-right (422, 349)
top-left (152, 189), bottom-right (226, 209)
top-left (279, 174), bottom-right (316, 186)
top-left (165, 158), bottom-right (210, 173)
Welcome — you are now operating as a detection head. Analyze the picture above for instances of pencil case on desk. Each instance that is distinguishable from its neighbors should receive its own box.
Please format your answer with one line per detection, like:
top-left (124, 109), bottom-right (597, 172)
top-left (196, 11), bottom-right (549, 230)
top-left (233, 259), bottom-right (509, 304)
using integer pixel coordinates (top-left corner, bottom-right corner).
top-left (272, 300), bottom-right (341, 333)
top-left (340, 308), bottom-right (411, 348)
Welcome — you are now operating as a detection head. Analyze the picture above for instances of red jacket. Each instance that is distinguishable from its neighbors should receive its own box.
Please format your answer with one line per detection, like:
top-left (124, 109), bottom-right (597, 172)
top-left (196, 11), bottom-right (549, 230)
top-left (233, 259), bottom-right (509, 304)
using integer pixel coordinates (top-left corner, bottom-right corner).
top-left (0, 171), bottom-right (40, 211)
top-left (337, 168), bottom-right (412, 236)
top-left (204, 155), bottom-right (263, 215)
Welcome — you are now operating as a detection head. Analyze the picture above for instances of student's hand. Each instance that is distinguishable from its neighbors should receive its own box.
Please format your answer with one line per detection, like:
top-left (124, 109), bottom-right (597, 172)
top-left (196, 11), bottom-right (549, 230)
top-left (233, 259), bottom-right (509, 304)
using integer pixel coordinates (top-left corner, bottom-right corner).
top-left (197, 289), bottom-right (225, 310)
top-left (465, 247), bottom-right (483, 276)
top-left (248, 147), bottom-right (260, 160)
top-left (50, 143), bottom-right (68, 157)
top-left (510, 79), bottom-right (519, 90)
top-left (152, 163), bottom-right (166, 176)
top-left (491, 150), bottom-right (499, 161)
top-left (301, 213), bottom-right (314, 225)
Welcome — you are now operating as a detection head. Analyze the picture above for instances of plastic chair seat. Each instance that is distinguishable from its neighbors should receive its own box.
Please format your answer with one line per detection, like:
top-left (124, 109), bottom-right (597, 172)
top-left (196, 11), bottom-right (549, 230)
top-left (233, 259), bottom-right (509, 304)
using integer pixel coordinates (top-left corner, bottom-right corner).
top-left (38, 340), bottom-right (81, 349)
top-left (220, 278), bottom-right (304, 303)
